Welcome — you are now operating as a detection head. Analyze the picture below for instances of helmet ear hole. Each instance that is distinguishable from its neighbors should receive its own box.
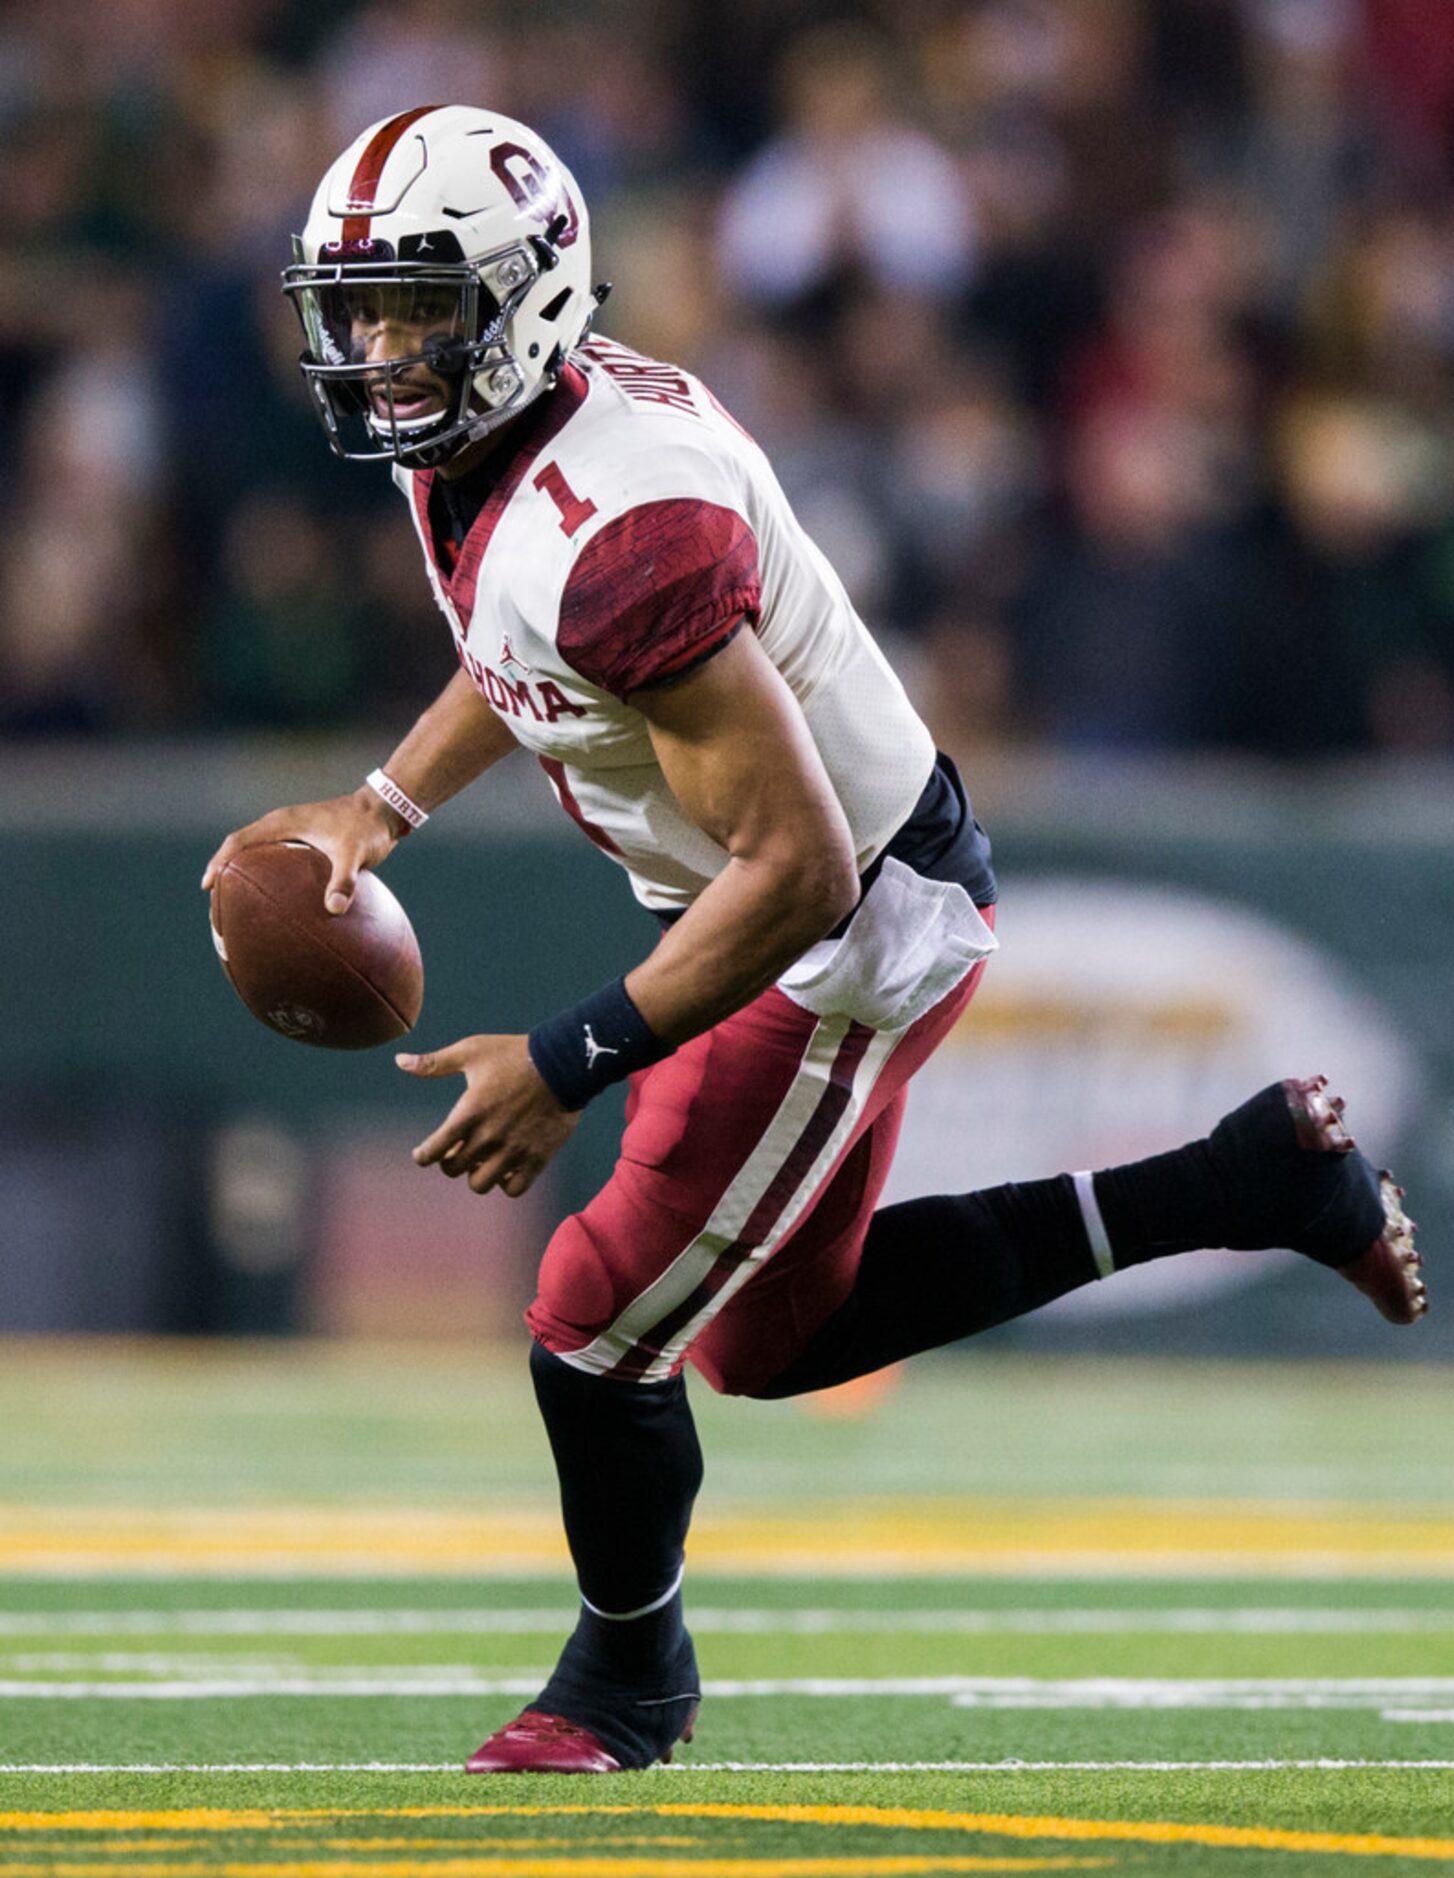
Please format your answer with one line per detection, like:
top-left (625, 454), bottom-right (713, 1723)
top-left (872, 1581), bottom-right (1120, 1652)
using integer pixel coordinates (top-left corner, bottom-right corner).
top-left (540, 287), bottom-right (571, 323)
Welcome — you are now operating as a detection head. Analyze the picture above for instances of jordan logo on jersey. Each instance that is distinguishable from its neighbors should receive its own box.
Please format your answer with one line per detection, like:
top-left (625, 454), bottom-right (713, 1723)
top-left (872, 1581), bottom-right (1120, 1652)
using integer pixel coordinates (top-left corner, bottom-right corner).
top-left (457, 643), bottom-right (588, 723)
top-left (583, 1024), bottom-right (619, 1071)
top-left (499, 633), bottom-right (531, 673)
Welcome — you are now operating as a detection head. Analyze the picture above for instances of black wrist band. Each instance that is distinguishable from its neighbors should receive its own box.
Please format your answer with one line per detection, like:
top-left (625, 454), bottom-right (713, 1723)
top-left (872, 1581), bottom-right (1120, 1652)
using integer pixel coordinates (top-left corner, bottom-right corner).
top-left (527, 977), bottom-right (672, 1110)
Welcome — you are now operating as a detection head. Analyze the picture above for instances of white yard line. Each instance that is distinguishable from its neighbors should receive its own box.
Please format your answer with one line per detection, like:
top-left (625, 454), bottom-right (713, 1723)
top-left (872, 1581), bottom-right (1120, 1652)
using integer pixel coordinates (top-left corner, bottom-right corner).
top-left (1, 1759), bottom-right (1453, 1775)
top-left (0, 1677), bottom-right (543, 1698)
top-left (674, 1759), bottom-right (1454, 1772)
top-left (0, 1763), bottom-right (458, 1773)
top-left (0, 1653), bottom-right (303, 1672)
top-left (0, 1606), bottom-right (1450, 1636)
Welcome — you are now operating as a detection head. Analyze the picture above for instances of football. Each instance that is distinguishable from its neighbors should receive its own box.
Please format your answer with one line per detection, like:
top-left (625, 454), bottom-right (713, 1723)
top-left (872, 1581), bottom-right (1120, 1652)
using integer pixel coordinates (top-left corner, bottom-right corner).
top-left (209, 840), bottom-right (423, 1049)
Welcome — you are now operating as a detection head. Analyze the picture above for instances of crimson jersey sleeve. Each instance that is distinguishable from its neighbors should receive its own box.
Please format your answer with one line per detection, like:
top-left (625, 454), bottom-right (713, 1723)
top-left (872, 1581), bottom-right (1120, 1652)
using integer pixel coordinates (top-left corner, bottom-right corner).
top-left (556, 499), bottom-right (761, 700)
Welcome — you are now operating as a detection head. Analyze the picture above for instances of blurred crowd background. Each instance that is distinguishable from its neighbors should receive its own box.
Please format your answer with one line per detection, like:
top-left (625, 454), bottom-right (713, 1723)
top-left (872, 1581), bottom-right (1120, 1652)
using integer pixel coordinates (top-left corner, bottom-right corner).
top-left (6, 0), bottom-right (1454, 1351)
top-left (5, 0), bottom-right (1454, 758)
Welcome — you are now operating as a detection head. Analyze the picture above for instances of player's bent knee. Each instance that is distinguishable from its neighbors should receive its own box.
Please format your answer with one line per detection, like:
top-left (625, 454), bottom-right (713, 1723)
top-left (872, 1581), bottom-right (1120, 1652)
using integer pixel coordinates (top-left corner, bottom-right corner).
top-left (687, 1345), bottom-right (783, 1399)
top-left (526, 1212), bottom-right (623, 1352)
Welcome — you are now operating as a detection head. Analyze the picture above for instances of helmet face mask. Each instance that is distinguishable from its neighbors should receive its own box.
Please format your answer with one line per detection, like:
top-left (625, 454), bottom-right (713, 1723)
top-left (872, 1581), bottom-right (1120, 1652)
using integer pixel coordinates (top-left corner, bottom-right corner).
top-left (285, 107), bottom-right (596, 468)
top-left (284, 244), bottom-right (538, 465)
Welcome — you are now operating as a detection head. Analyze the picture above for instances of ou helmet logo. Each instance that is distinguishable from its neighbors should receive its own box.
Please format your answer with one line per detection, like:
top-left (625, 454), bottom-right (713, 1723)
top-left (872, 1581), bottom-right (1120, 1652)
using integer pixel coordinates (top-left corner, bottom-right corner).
top-left (490, 142), bottom-right (581, 248)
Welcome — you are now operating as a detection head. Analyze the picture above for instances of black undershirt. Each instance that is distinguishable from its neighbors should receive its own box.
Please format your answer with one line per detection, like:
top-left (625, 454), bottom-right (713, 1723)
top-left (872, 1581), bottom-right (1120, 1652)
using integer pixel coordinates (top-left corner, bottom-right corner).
top-left (869, 751), bottom-right (997, 910)
top-left (428, 453), bottom-right (501, 571)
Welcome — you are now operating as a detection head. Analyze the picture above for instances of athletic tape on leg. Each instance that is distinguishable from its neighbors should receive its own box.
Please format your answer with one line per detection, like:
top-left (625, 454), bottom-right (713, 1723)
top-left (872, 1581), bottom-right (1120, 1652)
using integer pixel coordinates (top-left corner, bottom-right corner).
top-left (581, 1563), bottom-right (685, 1622)
top-left (1073, 1170), bottom-right (1116, 1279)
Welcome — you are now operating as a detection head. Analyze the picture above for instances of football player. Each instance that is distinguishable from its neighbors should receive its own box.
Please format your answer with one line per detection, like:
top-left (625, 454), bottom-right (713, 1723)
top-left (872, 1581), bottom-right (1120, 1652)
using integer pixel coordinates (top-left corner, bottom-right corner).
top-left (203, 106), bottom-right (1427, 1773)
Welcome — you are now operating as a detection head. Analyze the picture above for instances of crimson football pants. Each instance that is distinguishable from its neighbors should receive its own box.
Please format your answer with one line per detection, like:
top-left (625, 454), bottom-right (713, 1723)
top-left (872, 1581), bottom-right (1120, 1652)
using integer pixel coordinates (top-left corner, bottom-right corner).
top-left (527, 912), bottom-right (996, 1396)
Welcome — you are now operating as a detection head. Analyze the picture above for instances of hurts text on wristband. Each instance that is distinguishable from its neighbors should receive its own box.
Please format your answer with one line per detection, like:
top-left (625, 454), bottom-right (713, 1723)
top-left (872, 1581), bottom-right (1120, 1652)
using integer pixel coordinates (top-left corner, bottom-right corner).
top-left (366, 768), bottom-right (428, 832)
top-left (528, 977), bottom-right (672, 1111)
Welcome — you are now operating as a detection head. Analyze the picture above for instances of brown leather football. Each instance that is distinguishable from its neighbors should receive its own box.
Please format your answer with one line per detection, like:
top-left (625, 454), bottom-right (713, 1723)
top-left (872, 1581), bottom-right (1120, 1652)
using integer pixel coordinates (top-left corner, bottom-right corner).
top-left (210, 840), bottom-right (423, 1049)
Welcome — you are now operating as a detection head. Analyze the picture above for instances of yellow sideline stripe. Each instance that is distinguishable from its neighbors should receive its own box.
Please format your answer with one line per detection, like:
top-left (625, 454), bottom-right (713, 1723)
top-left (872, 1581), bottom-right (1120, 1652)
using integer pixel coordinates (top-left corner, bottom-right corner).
top-left (0, 1861), bottom-right (1107, 1877)
top-left (319, 1840), bottom-right (708, 1852)
top-left (0, 1855), bottom-right (1104, 1870)
top-left (3, 1804), bottom-right (1454, 1861)
top-left (655, 1804), bottom-right (1454, 1860)
top-left (2, 1500), bottom-right (1453, 1574)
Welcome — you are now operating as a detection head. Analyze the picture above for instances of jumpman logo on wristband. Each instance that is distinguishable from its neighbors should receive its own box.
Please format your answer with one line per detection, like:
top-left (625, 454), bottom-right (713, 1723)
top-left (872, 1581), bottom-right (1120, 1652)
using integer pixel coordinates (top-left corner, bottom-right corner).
top-left (583, 1024), bottom-right (620, 1072)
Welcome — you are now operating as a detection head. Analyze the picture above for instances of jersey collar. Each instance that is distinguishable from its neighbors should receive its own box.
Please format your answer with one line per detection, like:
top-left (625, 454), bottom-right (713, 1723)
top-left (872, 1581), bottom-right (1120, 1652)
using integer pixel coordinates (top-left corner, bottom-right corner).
top-left (412, 360), bottom-right (591, 612)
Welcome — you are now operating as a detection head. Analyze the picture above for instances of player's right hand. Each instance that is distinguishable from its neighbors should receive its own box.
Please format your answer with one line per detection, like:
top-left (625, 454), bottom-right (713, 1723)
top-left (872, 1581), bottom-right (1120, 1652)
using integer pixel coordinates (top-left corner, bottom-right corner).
top-left (201, 789), bottom-right (404, 916)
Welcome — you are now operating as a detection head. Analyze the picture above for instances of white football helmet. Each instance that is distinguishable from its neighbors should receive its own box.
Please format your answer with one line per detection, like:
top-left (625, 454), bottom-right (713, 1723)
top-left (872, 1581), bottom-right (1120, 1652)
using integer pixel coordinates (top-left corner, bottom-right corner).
top-left (284, 105), bottom-right (602, 466)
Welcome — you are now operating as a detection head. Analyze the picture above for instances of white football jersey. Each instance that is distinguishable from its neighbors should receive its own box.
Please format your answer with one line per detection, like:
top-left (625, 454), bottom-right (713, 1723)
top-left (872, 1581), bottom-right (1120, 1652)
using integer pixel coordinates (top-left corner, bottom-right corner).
top-left (395, 335), bottom-right (935, 914)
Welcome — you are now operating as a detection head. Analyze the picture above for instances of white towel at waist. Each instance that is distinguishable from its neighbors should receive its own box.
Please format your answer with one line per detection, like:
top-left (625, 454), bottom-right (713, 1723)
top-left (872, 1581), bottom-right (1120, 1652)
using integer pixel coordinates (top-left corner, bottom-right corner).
top-left (776, 855), bottom-right (997, 1033)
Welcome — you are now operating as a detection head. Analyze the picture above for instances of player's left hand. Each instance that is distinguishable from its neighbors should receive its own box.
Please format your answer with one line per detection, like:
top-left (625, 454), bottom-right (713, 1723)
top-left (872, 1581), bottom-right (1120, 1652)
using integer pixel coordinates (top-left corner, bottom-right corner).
top-left (396, 1035), bottom-right (579, 1197)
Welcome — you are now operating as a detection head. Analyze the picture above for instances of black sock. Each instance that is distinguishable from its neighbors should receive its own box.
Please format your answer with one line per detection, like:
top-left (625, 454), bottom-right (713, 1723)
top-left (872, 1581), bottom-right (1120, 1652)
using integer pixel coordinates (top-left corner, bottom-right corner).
top-left (529, 1340), bottom-right (702, 1668)
top-left (572, 1589), bottom-right (688, 1680)
top-left (758, 1175), bottom-right (1099, 1398)
top-left (1088, 1140), bottom-right (1227, 1267)
top-left (1091, 1083), bottom-right (1382, 1270)
top-left (535, 1599), bottom-right (699, 1766)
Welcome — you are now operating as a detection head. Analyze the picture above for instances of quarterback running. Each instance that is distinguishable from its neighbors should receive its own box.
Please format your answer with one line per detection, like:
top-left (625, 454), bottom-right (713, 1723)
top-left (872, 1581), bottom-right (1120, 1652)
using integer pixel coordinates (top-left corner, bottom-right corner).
top-left (203, 105), bottom-right (1427, 1774)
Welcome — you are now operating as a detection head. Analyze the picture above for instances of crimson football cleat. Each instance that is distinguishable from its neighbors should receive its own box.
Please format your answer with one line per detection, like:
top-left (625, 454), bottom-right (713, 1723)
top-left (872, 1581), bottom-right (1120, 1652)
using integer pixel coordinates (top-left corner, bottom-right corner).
top-left (466, 1704), bottom-right (697, 1774)
top-left (1214, 1076), bottom-right (1427, 1326)
top-left (1284, 1081), bottom-right (1420, 1329)
top-left (1338, 1175), bottom-right (1425, 1325)
top-left (1282, 1076), bottom-right (1426, 1325)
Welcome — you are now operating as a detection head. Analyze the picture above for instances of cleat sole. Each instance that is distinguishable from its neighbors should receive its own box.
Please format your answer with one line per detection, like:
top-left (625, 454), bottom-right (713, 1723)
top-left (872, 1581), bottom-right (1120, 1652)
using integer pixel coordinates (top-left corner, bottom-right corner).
top-left (1281, 1079), bottom-right (1427, 1327)
top-left (1335, 1172), bottom-right (1428, 1326)
top-left (661, 1702), bottom-right (699, 1764)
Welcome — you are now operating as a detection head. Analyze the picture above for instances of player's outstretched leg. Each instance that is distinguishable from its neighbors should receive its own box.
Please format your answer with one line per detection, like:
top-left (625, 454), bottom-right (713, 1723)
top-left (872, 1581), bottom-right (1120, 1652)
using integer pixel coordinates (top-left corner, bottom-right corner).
top-left (756, 1077), bottom-right (1425, 1400)
top-left (466, 1343), bottom-right (702, 1774)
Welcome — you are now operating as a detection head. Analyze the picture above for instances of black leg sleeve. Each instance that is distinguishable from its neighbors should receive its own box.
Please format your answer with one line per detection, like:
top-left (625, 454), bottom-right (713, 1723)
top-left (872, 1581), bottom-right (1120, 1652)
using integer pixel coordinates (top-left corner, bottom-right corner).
top-left (757, 1175), bottom-right (1099, 1399)
top-left (529, 1339), bottom-right (704, 1613)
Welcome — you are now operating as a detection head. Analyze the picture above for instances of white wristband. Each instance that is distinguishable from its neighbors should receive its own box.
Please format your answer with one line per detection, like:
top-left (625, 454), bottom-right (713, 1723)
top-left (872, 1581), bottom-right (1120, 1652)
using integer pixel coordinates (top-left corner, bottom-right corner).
top-left (366, 768), bottom-right (429, 831)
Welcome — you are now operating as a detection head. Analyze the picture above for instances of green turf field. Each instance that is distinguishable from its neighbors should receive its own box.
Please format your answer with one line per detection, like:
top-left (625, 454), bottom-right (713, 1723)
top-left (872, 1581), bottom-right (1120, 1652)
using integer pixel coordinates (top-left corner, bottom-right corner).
top-left (0, 1342), bottom-right (1450, 1875)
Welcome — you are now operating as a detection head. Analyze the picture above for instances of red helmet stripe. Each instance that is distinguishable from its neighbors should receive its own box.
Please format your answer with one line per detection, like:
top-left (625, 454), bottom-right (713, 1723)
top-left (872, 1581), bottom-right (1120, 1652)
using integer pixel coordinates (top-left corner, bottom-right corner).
top-left (340, 105), bottom-right (442, 243)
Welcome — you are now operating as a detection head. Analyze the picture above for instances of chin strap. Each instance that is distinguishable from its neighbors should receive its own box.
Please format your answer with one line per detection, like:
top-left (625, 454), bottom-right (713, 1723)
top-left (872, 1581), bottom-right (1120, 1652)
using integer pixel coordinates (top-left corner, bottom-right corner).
top-left (398, 376), bottom-right (550, 469)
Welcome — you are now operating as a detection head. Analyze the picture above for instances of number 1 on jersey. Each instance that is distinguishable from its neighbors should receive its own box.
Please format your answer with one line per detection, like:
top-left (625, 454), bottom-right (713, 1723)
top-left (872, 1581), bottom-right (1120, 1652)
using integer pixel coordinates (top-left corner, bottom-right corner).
top-left (534, 462), bottom-right (597, 536)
